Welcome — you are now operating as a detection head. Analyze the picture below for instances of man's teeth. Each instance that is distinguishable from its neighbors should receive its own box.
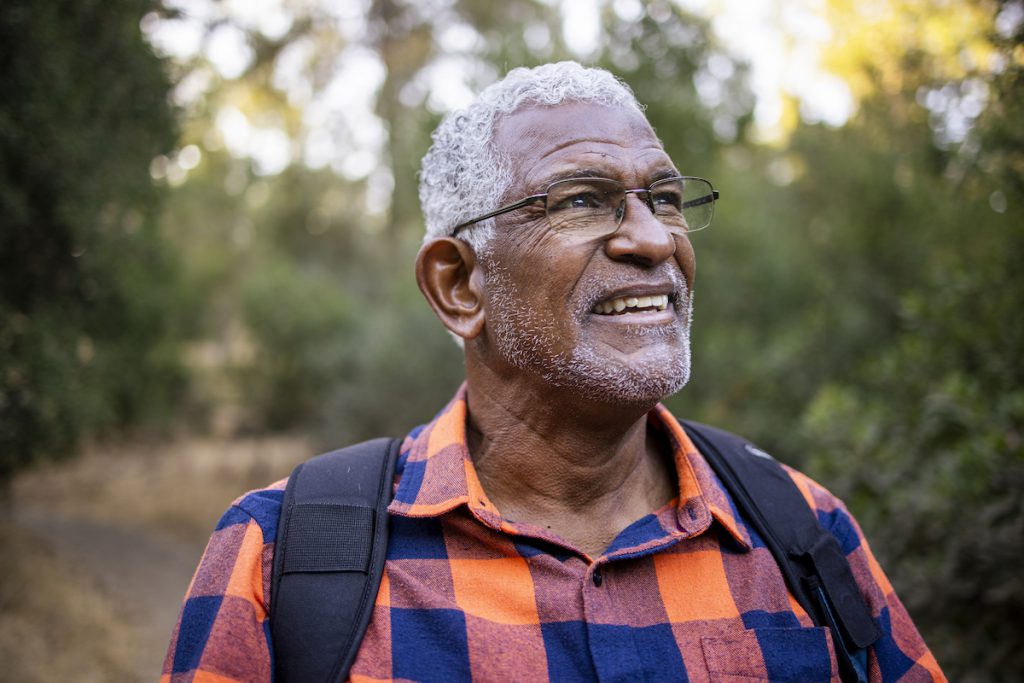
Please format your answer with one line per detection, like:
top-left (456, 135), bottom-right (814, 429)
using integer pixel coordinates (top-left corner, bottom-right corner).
top-left (593, 294), bottom-right (670, 315)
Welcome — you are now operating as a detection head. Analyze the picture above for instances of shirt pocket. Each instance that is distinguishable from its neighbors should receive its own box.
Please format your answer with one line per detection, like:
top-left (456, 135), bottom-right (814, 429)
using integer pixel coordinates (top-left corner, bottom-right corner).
top-left (700, 626), bottom-right (840, 683)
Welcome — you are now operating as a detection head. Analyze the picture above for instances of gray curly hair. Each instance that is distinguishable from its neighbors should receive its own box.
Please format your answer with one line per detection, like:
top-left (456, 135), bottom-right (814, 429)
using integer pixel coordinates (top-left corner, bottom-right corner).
top-left (418, 61), bottom-right (645, 253)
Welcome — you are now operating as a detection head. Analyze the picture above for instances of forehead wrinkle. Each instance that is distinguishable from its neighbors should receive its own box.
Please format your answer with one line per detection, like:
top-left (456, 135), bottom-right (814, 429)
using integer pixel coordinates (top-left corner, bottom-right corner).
top-left (526, 152), bottom-right (679, 193)
top-left (531, 138), bottom-right (666, 168)
top-left (496, 103), bottom-right (665, 192)
top-left (532, 134), bottom-right (660, 160)
top-left (511, 141), bottom-right (658, 193)
top-left (495, 104), bottom-right (657, 152)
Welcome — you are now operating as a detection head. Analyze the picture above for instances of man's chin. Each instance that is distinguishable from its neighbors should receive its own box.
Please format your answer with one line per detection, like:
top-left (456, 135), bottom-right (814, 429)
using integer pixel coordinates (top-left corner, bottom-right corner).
top-left (543, 347), bottom-right (692, 406)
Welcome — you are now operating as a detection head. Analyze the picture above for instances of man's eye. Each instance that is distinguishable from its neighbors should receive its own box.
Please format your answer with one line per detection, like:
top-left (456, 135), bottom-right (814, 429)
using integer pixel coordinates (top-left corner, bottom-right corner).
top-left (569, 192), bottom-right (603, 208)
top-left (551, 190), bottom-right (609, 212)
top-left (652, 191), bottom-right (682, 210)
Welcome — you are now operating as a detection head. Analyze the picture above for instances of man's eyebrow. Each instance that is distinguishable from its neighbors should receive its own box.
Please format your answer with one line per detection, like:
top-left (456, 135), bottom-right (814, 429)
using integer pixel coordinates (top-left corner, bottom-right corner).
top-left (532, 168), bottom-right (606, 188)
top-left (533, 166), bottom-right (680, 189)
top-left (649, 167), bottom-right (681, 183)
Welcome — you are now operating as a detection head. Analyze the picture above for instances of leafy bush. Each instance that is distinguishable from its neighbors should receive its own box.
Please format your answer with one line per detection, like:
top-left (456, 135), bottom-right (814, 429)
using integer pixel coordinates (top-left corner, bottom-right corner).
top-left (0, 0), bottom-right (188, 481)
top-left (800, 220), bottom-right (1024, 680)
top-left (238, 258), bottom-right (358, 430)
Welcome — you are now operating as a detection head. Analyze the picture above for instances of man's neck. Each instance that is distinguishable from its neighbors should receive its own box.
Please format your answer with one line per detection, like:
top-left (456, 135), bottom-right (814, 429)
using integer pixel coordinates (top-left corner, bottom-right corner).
top-left (463, 368), bottom-right (678, 558)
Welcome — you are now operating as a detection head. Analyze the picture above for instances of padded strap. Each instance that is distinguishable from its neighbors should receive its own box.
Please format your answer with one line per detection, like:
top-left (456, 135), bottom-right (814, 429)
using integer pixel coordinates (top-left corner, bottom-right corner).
top-left (271, 437), bottom-right (401, 683)
top-left (682, 421), bottom-right (881, 683)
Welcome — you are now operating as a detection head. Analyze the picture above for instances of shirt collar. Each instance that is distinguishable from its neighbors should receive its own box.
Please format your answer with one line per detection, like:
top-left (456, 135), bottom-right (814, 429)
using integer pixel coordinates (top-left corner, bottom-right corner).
top-left (651, 403), bottom-right (752, 550)
top-left (387, 384), bottom-right (752, 551)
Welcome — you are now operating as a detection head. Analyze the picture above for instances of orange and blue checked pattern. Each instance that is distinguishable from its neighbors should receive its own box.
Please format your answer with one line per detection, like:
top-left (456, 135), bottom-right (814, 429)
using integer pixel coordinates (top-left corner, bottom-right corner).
top-left (163, 386), bottom-right (945, 682)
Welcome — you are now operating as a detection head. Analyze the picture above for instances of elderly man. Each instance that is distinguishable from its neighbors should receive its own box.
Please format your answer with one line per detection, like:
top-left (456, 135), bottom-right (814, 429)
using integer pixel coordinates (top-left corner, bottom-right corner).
top-left (164, 62), bottom-right (942, 682)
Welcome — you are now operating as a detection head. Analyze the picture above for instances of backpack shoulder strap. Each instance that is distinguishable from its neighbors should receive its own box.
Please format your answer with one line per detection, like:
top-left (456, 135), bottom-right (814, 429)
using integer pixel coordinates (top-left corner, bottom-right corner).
top-left (270, 437), bottom-right (401, 683)
top-left (681, 420), bottom-right (881, 683)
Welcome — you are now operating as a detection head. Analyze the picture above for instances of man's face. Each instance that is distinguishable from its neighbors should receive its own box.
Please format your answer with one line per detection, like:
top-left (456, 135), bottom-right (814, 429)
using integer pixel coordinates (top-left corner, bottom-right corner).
top-left (477, 101), bottom-right (697, 405)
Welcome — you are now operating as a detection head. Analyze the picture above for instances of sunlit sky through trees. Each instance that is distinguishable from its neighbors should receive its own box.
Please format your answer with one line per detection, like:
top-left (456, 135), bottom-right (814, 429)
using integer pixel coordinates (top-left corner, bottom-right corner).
top-left (140, 0), bottom-right (873, 186)
top-left (141, 0), bottom-right (1018, 219)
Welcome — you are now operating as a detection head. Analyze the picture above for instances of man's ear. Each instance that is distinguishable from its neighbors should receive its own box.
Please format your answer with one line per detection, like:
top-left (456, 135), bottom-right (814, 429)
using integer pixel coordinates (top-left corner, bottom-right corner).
top-left (415, 237), bottom-right (486, 340)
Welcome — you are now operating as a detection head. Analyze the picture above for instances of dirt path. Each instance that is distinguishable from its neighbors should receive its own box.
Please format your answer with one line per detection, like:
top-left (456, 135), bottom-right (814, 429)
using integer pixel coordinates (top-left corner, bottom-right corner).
top-left (12, 504), bottom-right (206, 681)
top-left (4, 434), bottom-right (307, 681)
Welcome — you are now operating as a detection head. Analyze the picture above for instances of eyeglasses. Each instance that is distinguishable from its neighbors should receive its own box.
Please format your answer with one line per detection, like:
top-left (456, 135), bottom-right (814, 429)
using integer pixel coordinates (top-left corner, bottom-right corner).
top-left (451, 175), bottom-right (719, 238)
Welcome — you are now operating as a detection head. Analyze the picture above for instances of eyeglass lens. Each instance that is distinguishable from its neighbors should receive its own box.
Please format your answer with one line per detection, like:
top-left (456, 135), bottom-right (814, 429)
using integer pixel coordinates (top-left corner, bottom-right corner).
top-left (545, 177), bottom-right (715, 237)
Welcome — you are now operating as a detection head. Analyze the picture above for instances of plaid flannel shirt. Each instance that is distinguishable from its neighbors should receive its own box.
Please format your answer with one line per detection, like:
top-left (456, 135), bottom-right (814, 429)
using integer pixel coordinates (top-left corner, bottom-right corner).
top-left (163, 386), bottom-right (944, 682)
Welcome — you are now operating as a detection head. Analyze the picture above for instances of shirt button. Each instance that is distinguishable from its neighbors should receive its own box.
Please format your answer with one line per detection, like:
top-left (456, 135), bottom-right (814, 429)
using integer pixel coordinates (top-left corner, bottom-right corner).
top-left (592, 568), bottom-right (603, 587)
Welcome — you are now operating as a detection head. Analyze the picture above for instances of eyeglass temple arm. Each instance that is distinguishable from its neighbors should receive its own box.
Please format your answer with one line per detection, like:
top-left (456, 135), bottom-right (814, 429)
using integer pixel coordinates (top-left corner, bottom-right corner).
top-left (681, 190), bottom-right (720, 210)
top-left (451, 195), bottom-right (546, 236)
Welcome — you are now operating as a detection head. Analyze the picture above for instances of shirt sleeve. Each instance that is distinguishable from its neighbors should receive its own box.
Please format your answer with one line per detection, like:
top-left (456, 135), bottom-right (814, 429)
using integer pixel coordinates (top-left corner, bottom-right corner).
top-left (786, 468), bottom-right (947, 683)
top-left (161, 489), bottom-right (281, 683)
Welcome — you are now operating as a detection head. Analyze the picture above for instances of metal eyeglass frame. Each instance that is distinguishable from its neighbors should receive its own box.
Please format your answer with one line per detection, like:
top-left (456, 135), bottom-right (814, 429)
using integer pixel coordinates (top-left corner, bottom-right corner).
top-left (450, 175), bottom-right (720, 237)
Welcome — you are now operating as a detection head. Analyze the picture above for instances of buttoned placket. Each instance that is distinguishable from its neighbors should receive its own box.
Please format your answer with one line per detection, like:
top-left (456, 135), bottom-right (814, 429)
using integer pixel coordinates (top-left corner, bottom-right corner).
top-left (576, 510), bottom-right (711, 682)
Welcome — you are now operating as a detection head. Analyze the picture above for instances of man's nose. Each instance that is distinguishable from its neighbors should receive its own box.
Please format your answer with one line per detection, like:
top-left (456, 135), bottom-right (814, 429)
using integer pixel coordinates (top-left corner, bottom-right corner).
top-left (603, 193), bottom-right (677, 266)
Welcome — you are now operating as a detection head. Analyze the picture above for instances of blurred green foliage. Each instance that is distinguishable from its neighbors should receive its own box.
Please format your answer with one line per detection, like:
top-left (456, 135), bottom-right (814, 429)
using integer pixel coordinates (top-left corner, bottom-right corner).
top-left (2, 0), bottom-right (1021, 677)
top-left (794, 31), bottom-right (1024, 678)
top-left (239, 255), bottom-right (357, 429)
top-left (0, 0), bottom-right (192, 481)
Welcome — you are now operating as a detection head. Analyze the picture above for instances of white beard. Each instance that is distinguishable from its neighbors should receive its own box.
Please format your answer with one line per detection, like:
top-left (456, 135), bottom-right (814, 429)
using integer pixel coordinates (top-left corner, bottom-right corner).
top-left (483, 261), bottom-right (693, 404)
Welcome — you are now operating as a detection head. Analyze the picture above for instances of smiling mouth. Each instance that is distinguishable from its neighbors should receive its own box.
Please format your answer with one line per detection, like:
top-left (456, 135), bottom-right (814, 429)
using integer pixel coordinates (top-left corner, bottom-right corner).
top-left (592, 294), bottom-right (670, 315)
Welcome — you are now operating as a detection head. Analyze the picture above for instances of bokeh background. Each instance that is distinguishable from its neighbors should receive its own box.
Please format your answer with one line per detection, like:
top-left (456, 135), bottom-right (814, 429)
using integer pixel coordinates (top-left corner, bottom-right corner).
top-left (1, 0), bottom-right (1021, 680)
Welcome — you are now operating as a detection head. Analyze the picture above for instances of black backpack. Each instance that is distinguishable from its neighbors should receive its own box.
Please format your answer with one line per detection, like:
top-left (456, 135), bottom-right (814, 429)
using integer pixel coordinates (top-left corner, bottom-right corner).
top-left (270, 423), bottom-right (881, 683)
